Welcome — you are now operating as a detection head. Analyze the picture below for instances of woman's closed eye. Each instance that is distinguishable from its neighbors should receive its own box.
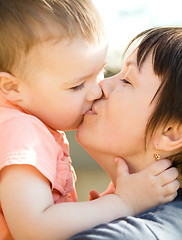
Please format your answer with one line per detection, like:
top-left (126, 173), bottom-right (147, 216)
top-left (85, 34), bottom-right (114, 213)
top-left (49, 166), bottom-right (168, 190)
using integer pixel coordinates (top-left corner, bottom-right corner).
top-left (71, 82), bottom-right (84, 91)
top-left (120, 78), bottom-right (131, 85)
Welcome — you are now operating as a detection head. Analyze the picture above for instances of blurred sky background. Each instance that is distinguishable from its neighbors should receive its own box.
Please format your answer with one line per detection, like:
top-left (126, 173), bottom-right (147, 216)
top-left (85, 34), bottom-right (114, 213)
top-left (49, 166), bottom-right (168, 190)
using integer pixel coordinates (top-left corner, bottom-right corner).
top-left (67, 0), bottom-right (182, 200)
top-left (92, 0), bottom-right (182, 73)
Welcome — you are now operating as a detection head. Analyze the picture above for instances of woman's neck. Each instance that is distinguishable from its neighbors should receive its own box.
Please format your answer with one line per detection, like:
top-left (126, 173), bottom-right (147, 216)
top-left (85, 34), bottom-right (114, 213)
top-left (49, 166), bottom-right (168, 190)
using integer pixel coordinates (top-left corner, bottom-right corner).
top-left (86, 149), bottom-right (153, 188)
top-left (86, 150), bottom-right (118, 186)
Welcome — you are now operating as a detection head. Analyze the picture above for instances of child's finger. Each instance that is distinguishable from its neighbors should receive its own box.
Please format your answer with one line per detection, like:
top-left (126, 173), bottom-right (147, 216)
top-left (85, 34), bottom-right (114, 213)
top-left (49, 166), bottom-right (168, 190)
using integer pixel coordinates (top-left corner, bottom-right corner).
top-left (162, 179), bottom-right (180, 197)
top-left (162, 192), bottom-right (178, 204)
top-left (115, 157), bottom-right (129, 177)
top-left (157, 167), bottom-right (179, 186)
top-left (146, 159), bottom-right (172, 176)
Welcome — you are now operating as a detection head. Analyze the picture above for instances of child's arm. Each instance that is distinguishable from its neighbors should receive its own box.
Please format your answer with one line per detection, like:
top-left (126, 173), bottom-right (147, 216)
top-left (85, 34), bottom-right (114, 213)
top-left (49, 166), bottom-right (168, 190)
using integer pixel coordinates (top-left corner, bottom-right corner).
top-left (0, 159), bottom-right (178, 240)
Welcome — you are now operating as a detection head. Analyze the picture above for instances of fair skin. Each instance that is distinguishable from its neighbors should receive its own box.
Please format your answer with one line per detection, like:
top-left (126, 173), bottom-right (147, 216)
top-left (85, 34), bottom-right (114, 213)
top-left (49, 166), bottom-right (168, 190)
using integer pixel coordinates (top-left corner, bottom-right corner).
top-left (1, 38), bottom-right (107, 130)
top-left (77, 49), bottom-right (180, 209)
top-left (0, 41), bottom-right (179, 240)
top-left (76, 50), bottom-right (159, 173)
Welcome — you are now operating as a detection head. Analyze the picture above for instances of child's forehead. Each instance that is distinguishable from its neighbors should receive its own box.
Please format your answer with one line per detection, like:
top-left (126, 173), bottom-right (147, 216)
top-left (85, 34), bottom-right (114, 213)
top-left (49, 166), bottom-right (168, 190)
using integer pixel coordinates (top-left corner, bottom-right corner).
top-left (23, 36), bottom-right (108, 80)
top-left (29, 35), bottom-right (108, 58)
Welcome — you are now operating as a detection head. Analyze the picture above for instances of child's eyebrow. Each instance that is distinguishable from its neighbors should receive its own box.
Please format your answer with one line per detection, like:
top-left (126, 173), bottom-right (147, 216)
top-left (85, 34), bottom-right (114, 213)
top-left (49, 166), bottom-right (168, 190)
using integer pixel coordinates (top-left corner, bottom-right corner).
top-left (64, 62), bottom-right (106, 86)
top-left (64, 74), bottom-right (94, 86)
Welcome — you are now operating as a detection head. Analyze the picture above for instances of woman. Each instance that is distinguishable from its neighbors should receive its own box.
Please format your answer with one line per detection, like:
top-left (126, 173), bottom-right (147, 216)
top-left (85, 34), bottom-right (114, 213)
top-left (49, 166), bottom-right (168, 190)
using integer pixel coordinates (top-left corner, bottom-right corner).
top-left (70, 27), bottom-right (182, 239)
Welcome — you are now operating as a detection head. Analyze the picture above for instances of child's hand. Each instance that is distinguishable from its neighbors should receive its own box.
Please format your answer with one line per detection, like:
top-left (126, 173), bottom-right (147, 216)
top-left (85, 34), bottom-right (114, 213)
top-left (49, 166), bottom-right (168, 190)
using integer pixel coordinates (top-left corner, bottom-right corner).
top-left (89, 182), bottom-right (115, 201)
top-left (114, 157), bottom-right (179, 216)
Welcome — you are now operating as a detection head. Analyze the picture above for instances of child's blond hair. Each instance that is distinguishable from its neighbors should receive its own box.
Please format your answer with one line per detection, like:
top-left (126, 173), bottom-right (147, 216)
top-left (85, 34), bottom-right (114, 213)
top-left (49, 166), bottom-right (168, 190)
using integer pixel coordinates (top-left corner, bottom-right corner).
top-left (0, 0), bottom-right (104, 76)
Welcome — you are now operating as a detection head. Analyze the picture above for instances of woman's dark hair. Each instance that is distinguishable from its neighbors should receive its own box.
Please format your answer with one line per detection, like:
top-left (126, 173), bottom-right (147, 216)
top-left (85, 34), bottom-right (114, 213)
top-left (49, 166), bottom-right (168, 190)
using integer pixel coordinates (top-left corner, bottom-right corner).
top-left (125, 27), bottom-right (182, 175)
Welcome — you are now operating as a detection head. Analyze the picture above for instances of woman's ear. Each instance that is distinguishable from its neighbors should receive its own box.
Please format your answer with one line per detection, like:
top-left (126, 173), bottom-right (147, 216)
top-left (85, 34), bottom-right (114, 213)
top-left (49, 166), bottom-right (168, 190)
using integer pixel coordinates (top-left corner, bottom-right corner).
top-left (0, 72), bottom-right (21, 102)
top-left (157, 124), bottom-right (182, 152)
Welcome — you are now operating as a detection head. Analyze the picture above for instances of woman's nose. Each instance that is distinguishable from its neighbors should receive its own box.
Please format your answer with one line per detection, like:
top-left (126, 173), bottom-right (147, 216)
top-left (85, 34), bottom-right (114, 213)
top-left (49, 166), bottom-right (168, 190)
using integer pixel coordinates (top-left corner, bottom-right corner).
top-left (99, 77), bottom-right (115, 98)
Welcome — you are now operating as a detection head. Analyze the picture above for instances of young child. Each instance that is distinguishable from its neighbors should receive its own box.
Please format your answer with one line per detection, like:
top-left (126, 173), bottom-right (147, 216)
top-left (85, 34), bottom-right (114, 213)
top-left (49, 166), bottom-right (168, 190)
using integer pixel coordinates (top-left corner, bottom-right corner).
top-left (0, 1), bottom-right (179, 240)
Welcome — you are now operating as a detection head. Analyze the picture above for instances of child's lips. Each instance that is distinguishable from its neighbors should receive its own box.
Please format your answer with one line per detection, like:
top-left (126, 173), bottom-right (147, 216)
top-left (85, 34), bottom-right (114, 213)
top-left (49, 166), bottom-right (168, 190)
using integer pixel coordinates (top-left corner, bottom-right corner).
top-left (86, 110), bottom-right (94, 115)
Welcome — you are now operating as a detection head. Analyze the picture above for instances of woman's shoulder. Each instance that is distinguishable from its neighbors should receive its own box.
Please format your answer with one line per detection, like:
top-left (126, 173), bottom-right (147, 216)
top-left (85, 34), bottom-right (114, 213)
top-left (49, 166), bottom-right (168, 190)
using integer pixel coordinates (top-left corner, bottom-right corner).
top-left (69, 189), bottom-right (182, 240)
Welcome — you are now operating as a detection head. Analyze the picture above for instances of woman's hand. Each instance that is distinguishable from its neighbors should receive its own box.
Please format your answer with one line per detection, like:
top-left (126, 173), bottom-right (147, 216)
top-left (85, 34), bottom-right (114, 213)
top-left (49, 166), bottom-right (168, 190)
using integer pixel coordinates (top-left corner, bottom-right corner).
top-left (114, 157), bottom-right (179, 215)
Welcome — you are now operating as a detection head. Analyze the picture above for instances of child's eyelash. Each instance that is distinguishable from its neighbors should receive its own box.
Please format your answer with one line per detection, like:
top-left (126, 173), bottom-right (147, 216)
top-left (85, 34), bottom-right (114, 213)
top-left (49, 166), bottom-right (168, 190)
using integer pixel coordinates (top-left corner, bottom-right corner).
top-left (71, 82), bottom-right (84, 91)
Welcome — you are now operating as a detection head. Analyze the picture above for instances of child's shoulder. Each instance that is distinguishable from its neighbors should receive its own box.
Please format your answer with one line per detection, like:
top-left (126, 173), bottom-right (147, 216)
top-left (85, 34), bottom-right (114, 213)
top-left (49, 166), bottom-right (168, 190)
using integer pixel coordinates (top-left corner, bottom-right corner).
top-left (0, 107), bottom-right (52, 138)
top-left (0, 107), bottom-right (68, 150)
top-left (0, 107), bottom-right (37, 123)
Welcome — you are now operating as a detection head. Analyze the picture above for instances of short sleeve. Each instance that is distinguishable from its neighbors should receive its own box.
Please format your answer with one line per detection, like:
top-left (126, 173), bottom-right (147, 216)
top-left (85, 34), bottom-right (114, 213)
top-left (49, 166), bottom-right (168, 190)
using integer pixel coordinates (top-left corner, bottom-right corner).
top-left (0, 114), bottom-right (59, 184)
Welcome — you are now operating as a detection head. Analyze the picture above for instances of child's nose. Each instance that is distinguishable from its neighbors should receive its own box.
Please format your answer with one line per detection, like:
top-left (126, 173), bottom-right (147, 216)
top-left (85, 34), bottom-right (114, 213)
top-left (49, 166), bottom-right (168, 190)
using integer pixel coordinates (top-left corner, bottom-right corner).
top-left (87, 82), bottom-right (103, 102)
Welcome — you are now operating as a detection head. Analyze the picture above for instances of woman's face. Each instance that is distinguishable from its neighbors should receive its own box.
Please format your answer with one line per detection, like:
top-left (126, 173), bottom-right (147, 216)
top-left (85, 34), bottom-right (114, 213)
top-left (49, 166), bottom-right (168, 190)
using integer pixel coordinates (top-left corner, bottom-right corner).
top-left (76, 49), bottom-right (161, 165)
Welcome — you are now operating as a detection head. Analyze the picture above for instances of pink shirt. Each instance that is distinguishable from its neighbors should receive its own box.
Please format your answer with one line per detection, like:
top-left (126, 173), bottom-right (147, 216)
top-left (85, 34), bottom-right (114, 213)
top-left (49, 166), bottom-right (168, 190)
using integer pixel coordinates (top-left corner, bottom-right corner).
top-left (0, 95), bottom-right (77, 239)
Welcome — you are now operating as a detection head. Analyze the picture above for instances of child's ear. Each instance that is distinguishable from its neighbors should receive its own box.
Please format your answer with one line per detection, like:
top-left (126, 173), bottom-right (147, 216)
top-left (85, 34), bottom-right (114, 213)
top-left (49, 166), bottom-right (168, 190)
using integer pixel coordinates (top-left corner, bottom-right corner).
top-left (0, 72), bottom-right (21, 102)
top-left (157, 124), bottom-right (182, 152)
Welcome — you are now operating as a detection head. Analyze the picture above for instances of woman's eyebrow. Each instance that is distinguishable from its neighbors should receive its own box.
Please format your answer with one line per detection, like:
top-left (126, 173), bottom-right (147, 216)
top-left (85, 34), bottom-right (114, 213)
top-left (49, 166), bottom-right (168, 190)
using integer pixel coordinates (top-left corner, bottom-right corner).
top-left (126, 60), bottom-right (136, 67)
top-left (100, 62), bottom-right (106, 71)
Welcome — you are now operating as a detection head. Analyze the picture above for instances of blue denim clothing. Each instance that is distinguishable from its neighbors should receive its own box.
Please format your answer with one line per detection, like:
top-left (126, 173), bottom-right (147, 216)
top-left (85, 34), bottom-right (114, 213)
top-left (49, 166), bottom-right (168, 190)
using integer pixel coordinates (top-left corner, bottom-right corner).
top-left (70, 189), bottom-right (182, 240)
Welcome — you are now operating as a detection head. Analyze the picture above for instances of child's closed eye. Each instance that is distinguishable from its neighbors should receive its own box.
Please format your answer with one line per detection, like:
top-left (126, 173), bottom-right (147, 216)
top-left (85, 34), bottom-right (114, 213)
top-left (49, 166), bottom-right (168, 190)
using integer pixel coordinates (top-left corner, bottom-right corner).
top-left (71, 82), bottom-right (84, 91)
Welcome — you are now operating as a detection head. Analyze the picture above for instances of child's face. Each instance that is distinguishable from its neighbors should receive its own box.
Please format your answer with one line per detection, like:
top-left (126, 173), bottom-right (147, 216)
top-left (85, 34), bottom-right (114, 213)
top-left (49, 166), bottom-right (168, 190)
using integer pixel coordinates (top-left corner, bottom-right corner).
top-left (18, 38), bottom-right (108, 130)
